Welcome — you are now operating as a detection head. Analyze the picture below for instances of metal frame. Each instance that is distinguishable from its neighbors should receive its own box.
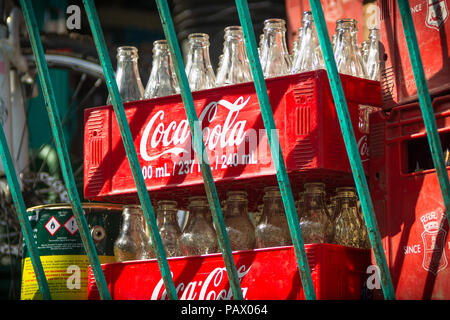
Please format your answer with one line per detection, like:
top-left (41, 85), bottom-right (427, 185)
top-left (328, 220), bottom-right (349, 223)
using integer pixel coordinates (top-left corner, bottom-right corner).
top-left (3, 0), bottom-right (448, 301)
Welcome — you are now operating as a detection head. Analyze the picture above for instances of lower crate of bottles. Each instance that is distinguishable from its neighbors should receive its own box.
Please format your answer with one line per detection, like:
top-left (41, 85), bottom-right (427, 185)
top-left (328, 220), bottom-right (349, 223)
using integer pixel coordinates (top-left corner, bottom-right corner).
top-left (87, 243), bottom-right (371, 300)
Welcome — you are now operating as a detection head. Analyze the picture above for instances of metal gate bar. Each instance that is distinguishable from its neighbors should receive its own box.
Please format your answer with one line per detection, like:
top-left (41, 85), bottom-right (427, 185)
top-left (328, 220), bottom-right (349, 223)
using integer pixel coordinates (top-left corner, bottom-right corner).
top-left (19, 0), bottom-right (112, 300)
top-left (397, 0), bottom-right (450, 227)
top-left (82, 0), bottom-right (178, 300)
top-left (308, 0), bottom-right (396, 300)
top-left (235, 0), bottom-right (316, 300)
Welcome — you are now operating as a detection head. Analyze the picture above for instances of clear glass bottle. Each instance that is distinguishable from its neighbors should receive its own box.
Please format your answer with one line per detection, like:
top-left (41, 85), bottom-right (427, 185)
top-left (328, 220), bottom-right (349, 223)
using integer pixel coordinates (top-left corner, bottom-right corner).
top-left (291, 27), bottom-right (302, 61)
top-left (180, 196), bottom-right (218, 256)
top-left (114, 205), bottom-right (154, 262)
top-left (365, 28), bottom-right (381, 81)
top-left (156, 200), bottom-right (182, 258)
top-left (107, 46), bottom-right (145, 104)
top-left (215, 26), bottom-right (252, 86)
top-left (333, 19), bottom-right (368, 78)
top-left (360, 40), bottom-right (370, 64)
top-left (259, 18), bottom-right (291, 78)
top-left (224, 191), bottom-right (255, 251)
top-left (334, 187), bottom-right (364, 248)
top-left (144, 40), bottom-right (179, 99)
top-left (255, 187), bottom-right (291, 248)
top-left (185, 33), bottom-right (216, 91)
top-left (291, 11), bottom-right (324, 73)
top-left (299, 182), bottom-right (333, 243)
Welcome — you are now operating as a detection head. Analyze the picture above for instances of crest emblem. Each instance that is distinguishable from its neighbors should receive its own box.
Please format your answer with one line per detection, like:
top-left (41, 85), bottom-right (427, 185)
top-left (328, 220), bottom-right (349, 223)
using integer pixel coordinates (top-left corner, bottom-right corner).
top-left (426, 0), bottom-right (449, 30)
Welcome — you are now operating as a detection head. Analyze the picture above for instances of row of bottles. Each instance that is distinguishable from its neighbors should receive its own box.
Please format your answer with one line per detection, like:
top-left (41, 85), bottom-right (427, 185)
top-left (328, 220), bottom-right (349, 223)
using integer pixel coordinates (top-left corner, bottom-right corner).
top-left (113, 183), bottom-right (371, 262)
top-left (109, 13), bottom-right (381, 104)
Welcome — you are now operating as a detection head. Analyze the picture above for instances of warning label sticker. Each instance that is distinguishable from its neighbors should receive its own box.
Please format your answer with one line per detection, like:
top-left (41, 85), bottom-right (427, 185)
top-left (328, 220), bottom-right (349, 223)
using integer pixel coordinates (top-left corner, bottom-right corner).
top-left (44, 216), bottom-right (61, 236)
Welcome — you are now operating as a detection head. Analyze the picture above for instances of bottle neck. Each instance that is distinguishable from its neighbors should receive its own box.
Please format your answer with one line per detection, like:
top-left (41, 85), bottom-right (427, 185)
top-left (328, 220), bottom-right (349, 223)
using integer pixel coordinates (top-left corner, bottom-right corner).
top-left (120, 212), bottom-right (145, 233)
top-left (225, 201), bottom-right (248, 217)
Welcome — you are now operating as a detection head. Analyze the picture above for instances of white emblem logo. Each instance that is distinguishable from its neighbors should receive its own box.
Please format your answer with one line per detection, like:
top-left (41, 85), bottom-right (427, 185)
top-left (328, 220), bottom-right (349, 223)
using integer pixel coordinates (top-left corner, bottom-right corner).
top-left (426, 0), bottom-right (448, 30)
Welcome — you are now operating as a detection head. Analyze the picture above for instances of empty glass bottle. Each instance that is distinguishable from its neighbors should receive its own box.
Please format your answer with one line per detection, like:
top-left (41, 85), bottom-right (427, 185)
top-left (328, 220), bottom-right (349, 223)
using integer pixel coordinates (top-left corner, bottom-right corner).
top-left (224, 191), bottom-right (255, 251)
top-left (215, 26), bottom-right (252, 86)
top-left (296, 191), bottom-right (304, 220)
top-left (291, 27), bottom-right (302, 60)
top-left (114, 205), bottom-right (154, 262)
top-left (255, 187), bottom-right (291, 248)
top-left (156, 200), bottom-right (182, 257)
top-left (259, 18), bottom-right (291, 78)
top-left (185, 33), bottom-right (216, 91)
top-left (334, 187), bottom-right (365, 248)
top-left (299, 183), bottom-right (333, 243)
top-left (180, 196), bottom-right (218, 256)
top-left (144, 40), bottom-right (179, 99)
top-left (291, 11), bottom-right (324, 73)
top-left (333, 19), bottom-right (367, 78)
top-left (107, 46), bottom-right (145, 104)
top-left (360, 40), bottom-right (369, 64)
top-left (365, 28), bottom-right (381, 81)
top-left (356, 199), bottom-right (371, 249)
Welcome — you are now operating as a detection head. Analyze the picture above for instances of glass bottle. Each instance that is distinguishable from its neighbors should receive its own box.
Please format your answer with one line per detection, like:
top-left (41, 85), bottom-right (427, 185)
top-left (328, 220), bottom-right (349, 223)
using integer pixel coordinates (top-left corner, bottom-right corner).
top-left (185, 33), bottom-right (216, 91)
top-left (327, 195), bottom-right (338, 243)
top-left (215, 26), bottom-right (252, 86)
top-left (296, 191), bottom-right (304, 220)
top-left (255, 187), bottom-right (291, 248)
top-left (156, 200), bottom-right (182, 258)
top-left (360, 40), bottom-right (370, 64)
top-left (114, 205), bottom-right (154, 262)
top-left (356, 199), bottom-right (371, 249)
top-left (107, 46), bottom-right (145, 104)
top-left (291, 11), bottom-right (324, 74)
top-left (259, 18), bottom-right (291, 78)
top-left (180, 196), bottom-right (218, 256)
top-left (299, 182), bottom-right (333, 243)
top-left (334, 187), bottom-right (364, 248)
top-left (291, 27), bottom-right (302, 60)
top-left (144, 40), bottom-right (179, 99)
top-left (333, 19), bottom-right (367, 78)
top-left (365, 28), bottom-right (381, 81)
top-left (224, 191), bottom-right (255, 251)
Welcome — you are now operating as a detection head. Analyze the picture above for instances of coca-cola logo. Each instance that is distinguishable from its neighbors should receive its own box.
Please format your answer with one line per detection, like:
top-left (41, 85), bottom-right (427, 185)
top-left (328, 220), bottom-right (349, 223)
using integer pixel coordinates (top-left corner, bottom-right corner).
top-left (151, 264), bottom-right (251, 300)
top-left (139, 97), bottom-right (250, 162)
top-left (357, 135), bottom-right (369, 159)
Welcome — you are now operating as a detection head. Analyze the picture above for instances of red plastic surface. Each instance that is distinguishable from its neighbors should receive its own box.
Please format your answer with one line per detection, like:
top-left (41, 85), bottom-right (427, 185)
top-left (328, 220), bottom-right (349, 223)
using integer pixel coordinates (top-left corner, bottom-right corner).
top-left (379, 0), bottom-right (450, 110)
top-left (369, 94), bottom-right (450, 299)
top-left (83, 70), bottom-right (381, 208)
top-left (87, 243), bottom-right (370, 300)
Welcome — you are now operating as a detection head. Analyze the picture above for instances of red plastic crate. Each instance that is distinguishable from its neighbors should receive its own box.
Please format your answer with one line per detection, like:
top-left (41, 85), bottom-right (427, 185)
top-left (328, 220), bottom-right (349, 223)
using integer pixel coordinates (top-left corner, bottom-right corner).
top-left (379, 0), bottom-right (450, 110)
top-left (87, 243), bottom-right (370, 300)
top-left (83, 70), bottom-right (381, 208)
top-left (369, 94), bottom-right (450, 299)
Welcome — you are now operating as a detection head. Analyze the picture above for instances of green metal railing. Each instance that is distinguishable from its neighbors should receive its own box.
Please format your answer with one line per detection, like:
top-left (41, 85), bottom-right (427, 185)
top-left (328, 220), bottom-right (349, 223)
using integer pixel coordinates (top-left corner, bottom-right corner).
top-left (3, 0), bottom-right (448, 301)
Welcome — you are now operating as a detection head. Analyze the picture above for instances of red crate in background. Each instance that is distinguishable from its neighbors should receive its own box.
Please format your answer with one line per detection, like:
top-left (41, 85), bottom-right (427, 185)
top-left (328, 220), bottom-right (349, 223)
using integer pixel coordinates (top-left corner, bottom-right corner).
top-left (379, 0), bottom-right (450, 110)
top-left (87, 244), bottom-right (371, 300)
top-left (369, 94), bottom-right (450, 299)
top-left (83, 70), bottom-right (381, 209)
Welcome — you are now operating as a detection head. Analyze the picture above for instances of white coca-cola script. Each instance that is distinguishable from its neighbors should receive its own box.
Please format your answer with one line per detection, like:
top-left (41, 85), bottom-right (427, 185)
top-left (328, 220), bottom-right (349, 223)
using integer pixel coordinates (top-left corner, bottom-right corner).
top-left (140, 96), bottom-right (251, 162)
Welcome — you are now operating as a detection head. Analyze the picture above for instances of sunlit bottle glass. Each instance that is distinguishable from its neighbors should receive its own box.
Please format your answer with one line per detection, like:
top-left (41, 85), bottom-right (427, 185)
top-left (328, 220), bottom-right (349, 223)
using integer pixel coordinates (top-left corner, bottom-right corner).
top-left (156, 200), bottom-right (182, 258)
top-left (179, 196), bottom-right (218, 256)
top-left (255, 187), bottom-right (292, 248)
top-left (366, 28), bottom-right (381, 81)
top-left (107, 46), bottom-right (144, 104)
top-left (333, 187), bottom-right (365, 248)
top-left (360, 40), bottom-right (369, 64)
top-left (114, 205), bottom-right (154, 262)
top-left (259, 18), bottom-right (291, 78)
top-left (333, 19), bottom-right (368, 78)
top-left (299, 182), bottom-right (333, 243)
top-left (356, 198), bottom-right (371, 249)
top-left (215, 26), bottom-right (252, 87)
top-left (185, 33), bottom-right (216, 91)
top-left (224, 191), bottom-right (255, 251)
top-left (290, 27), bottom-right (302, 61)
top-left (144, 40), bottom-right (179, 99)
top-left (291, 11), bottom-right (324, 73)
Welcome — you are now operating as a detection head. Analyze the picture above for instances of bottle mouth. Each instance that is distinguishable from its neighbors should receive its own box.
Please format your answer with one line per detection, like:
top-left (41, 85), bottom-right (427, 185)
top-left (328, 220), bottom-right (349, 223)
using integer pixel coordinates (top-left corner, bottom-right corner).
top-left (157, 200), bottom-right (178, 210)
top-left (188, 196), bottom-right (209, 208)
top-left (304, 182), bottom-right (326, 193)
top-left (188, 33), bottom-right (210, 43)
top-left (153, 40), bottom-right (169, 48)
top-left (263, 18), bottom-right (286, 30)
top-left (117, 46), bottom-right (139, 59)
top-left (335, 18), bottom-right (357, 30)
top-left (302, 11), bottom-right (313, 23)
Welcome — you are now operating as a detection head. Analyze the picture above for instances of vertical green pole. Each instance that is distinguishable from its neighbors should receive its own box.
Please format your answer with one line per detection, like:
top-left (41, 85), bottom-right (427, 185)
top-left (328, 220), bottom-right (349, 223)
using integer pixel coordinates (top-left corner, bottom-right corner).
top-left (20, 0), bottom-right (111, 300)
top-left (235, 0), bottom-right (316, 300)
top-left (155, 0), bottom-right (244, 300)
top-left (309, 0), bottom-right (396, 300)
top-left (397, 0), bottom-right (450, 226)
top-left (0, 125), bottom-right (51, 300)
top-left (82, 0), bottom-right (178, 300)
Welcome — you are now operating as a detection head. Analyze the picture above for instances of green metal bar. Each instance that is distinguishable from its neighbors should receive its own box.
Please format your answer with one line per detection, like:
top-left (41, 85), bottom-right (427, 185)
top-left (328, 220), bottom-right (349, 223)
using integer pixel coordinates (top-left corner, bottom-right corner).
top-left (397, 0), bottom-right (450, 227)
top-left (20, 0), bottom-right (111, 300)
top-left (82, 0), bottom-right (178, 300)
top-left (235, 0), bottom-right (316, 300)
top-left (155, 0), bottom-right (244, 300)
top-left (309, 0), bottom-right (396, 300)
top-left (0, 125), bottom-right (51, 300)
